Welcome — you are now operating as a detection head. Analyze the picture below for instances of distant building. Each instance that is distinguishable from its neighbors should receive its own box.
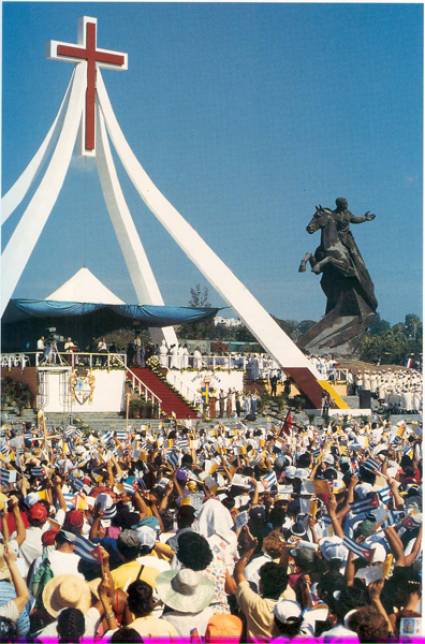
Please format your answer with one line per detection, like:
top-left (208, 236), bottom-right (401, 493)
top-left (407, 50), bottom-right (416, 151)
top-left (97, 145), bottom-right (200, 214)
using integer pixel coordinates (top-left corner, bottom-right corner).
top-left (214, 316), bottom-right (243, 328)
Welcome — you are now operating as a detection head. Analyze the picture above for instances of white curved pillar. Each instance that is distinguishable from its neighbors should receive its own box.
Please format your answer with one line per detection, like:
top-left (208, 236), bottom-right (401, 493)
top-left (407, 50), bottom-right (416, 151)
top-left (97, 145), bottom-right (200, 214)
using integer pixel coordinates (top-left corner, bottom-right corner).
top-left (1, 64), bottom-right (85, 315)
top-left (2, 72), bottom-right (75, 224)
top-left (96, 106), bottom-right (177, 347)
top-left (97, 71), bottom-right (320, 378)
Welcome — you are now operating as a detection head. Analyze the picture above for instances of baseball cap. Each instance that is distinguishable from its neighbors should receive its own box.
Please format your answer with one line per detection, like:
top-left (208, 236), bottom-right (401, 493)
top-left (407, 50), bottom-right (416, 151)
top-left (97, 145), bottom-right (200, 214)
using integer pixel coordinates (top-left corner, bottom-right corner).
top-left (274, 600), bottom-right (302, 623)
top-left (63, 510), bottom-right (84, 530)
top-left (28, 503), bottom-right (48, 523)
top-left (354, 483), bottom-right (373, 500)
top-left (118, 529), bottom-right (141, 549)
top-left (42, 529), bottom-right (59, 546)
top-left (136, 526), bottom-right (156, 549)
top-left (320, 536), bottom-right (348, 562)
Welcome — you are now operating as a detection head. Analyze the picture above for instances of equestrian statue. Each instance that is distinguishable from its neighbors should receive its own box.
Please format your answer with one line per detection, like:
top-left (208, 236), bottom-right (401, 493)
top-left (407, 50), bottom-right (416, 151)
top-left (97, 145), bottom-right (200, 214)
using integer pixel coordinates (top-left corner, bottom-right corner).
top-left (298, 197), bottom-right (378, 353)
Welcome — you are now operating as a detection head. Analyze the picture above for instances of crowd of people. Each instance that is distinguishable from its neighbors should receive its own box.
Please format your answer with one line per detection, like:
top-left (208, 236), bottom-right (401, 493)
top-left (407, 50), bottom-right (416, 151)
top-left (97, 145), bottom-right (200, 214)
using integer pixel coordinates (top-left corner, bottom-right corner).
top-left (347, 368), bottom-right (423, 414)
top-left (0, 410), bottom-right (420, 642)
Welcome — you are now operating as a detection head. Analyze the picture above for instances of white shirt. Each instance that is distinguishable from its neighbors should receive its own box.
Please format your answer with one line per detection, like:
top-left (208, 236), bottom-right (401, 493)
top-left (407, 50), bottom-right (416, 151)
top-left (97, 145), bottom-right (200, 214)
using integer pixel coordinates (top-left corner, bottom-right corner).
top-left (244, 554), bottom-right (272, 592)
top-left (136, 555), bottom-right (171, 574)
top-left (34, 550), bottom-right (83, 579)
top-left (36, 606), bottom-right (101, 639)
top-left (319, 623), bottom-right (359, 642)
top-left (19, 525), bottom-right (49, 574)
top-left (162, 606), bottom-right (214, 637)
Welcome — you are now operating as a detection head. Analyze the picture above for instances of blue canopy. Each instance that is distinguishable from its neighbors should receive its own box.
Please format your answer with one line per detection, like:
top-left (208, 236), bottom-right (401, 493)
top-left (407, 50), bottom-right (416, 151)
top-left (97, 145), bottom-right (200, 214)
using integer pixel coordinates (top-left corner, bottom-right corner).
top-left (3, 299), bottom-right (220, 326)
top-left (1, 299), bottom-right (221, 351)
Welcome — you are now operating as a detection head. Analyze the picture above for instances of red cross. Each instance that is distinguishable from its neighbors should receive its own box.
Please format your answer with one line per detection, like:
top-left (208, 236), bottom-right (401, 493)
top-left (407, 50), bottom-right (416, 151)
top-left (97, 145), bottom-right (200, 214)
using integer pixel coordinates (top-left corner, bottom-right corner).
top-left (49, 17), bottom-right (127, 153)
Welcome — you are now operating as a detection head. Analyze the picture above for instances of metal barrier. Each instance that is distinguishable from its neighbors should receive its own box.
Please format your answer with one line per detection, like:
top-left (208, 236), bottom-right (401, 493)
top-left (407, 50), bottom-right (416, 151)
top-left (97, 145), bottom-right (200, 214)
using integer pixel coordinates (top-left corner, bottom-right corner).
top-left (1, 351), bottom-right (127, 369)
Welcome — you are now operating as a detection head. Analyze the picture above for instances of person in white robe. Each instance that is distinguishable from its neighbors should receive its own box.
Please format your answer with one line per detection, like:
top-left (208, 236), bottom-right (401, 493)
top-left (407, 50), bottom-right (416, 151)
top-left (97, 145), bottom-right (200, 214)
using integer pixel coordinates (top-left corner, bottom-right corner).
top-left (193, 348), bottom-right (202, 369)
top-left (159, 340), bottom-right (168, 368)
top-left (170, 344), bottom-right (179, 369)
top-left (181, 345), bottom-right (189, 369)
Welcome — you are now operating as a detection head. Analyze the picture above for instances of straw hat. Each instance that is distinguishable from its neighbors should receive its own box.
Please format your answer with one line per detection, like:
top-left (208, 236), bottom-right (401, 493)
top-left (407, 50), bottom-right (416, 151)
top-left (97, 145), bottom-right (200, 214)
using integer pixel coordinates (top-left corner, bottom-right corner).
top-left (156, 569), bottom-right (215, 613)
top-left (42, 575), bottom-right (92, 618)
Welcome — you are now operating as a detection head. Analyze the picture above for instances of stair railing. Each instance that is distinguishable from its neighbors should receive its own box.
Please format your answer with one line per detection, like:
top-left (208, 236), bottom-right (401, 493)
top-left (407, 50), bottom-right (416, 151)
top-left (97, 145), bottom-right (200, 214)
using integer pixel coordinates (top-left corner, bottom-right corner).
top-left (112, 354), bottom-right (162, 417)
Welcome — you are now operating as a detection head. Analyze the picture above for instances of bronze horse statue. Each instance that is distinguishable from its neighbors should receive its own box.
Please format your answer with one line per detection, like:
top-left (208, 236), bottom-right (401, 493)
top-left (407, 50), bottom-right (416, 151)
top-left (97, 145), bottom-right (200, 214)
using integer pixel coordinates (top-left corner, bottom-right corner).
top-left (299, 205), bottom-right (377, 320)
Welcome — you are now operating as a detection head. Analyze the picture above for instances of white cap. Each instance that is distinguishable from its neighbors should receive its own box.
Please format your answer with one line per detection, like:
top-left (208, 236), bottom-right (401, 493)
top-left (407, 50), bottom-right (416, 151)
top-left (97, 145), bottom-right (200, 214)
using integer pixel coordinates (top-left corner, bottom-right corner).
top-left (294, 468), bottom-right (309, 480)
top-left (320, 536), bottom-right (348, 562)
top-left (354, 483), bottom-right (373, 500)
top-left (136, 525), bottom-right (156, 549)
top-left (324, 454), bottom-right (335, 466)
top-left (284, 466), bottom-right (297, 479)
top-left (274, 600), bottom-right (302, 623)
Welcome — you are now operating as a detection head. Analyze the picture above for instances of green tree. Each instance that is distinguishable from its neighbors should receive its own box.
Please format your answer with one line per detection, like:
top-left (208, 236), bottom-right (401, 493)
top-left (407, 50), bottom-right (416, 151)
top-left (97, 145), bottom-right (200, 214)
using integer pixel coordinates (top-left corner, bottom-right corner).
top-left (404, 313), bottom-right (422, 340)
top-left (367, 315), bottom-right (391, 336)
top-left (234, 325), bottom-right (256, 342)
top-left (179, 284), bottom-right (216, 340)
top-left (359, 313), bottom-right (422, 365)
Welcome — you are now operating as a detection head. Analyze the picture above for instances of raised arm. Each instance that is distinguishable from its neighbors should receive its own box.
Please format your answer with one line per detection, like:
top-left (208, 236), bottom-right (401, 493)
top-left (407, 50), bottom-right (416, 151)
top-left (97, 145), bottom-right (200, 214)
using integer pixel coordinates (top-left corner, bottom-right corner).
top-left (3, 547), bottom-right (29, 614)
top-left (349, 211), bottom-right (376, 223)
top-left (404, 525), bottom-right (422, 567)
top-left (9, 497), bottom-right (26, 546)
top-left (326, 494), bottom-right (345, 539)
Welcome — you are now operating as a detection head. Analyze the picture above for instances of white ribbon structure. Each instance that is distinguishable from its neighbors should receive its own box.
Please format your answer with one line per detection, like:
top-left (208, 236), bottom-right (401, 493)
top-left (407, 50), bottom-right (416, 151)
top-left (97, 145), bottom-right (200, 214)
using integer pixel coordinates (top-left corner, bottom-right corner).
top-left (2, 71), bottom-right (75, 225)
top-left (2, 46), bottom-right (351, 407)
top-left (1, 64), bottom-right (86, 315)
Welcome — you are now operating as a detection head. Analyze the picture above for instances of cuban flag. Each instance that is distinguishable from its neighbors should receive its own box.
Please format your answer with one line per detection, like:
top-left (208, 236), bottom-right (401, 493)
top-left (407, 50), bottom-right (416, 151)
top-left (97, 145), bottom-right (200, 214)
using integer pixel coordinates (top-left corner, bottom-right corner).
top-left (63, 492), bottom-right (76, 510)
top-left (166, 451), bottom-right (179, 469)
top-left (0, 443), bottom-right (9, 457)
top-left (116, 432), bottom-right (129, 442)
top-left (262, 470), bottom-right (278, 490)
top-left (71, 477), bottom-right (85, 492)
top-left (101, 431), bottom-right (114, 445)
top-left (176, 438), bottom-right (190, 450)
top-left (63, 531), bottom-right (100, 563)
top-left (382, 510), bottom-right (405, 529)
top-left (64, 426), bottom-right (76, 438)
top-left (362, 457), bottom-right (381, 473)
top-left (350, 494), bottom-right (379, 515)
top-left (123, 480), bottom-right (135, 495)
top-left (0, 468), bottom-right (15, 485)
top-left (378, 486), bottom-right (393, 506)
top-left (31, 467), bottom-right (45, 479)
top-left (343, 535), bottom-right (374, 561)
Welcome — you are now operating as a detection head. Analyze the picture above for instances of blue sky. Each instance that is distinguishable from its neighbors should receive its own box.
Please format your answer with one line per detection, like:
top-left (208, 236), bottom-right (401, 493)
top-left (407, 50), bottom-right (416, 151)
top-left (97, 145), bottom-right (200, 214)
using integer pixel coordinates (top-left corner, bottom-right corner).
top-left (2, 2), bottom-right (423, 323)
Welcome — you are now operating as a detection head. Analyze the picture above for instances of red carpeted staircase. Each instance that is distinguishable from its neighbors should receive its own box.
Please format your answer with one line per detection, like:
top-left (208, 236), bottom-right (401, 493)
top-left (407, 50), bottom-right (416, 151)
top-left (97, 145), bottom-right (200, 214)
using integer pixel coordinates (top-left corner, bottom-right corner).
top-left (132, 367), bottom-right (198, 419)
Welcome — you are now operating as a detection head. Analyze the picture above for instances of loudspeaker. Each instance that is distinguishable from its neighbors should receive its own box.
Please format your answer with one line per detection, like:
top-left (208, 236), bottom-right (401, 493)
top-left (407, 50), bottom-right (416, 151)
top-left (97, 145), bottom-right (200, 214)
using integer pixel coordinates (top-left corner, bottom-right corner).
top-left (359, 389), bottom-right (372, 409)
